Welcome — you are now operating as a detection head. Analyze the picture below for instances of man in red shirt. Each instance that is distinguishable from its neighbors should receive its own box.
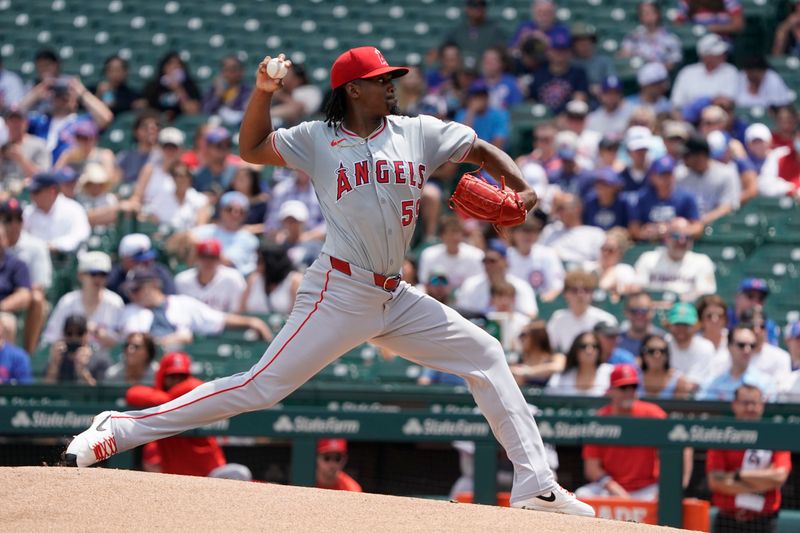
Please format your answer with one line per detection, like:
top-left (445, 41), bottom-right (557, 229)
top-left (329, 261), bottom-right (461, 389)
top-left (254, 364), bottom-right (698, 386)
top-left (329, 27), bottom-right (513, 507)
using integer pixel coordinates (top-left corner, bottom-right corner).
top-left (576, 364), bottom-right (666, 500)
top-left (126, 352), bottom-right (227, 477)
top-left (707, 384), bottom-right (791, 533)
top-left (315, 438), bottom-right (362, 492)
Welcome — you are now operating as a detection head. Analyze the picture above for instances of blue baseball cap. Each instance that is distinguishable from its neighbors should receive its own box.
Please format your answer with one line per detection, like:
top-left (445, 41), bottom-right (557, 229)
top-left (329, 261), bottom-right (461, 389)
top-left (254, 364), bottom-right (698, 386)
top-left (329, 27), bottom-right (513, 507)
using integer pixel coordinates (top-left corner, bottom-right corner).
top-left (601, 76), bottom-right (622, 92)
top-left (739, 277), bottom-right (769, 294)
top-left (486, 239), bottom-right (508, 258)
top-left (649, 155), bottom-right (675, 176)
top-left (593, 167), bottom-right (623, 187)
top-left (788, 322), bottom-right (800, 339)
top-left (205, 126), bottom-right (231, 145)
top-left (550, 27), bottom-right (572, 50)
top-left (28, 172), bottom-right (60, 193)
top-left (54, 166), bottom-right (79, 183)
top-left (219, 191), bottom-right (250, 210)
top-left (467, 80), bottom-right (489, 96)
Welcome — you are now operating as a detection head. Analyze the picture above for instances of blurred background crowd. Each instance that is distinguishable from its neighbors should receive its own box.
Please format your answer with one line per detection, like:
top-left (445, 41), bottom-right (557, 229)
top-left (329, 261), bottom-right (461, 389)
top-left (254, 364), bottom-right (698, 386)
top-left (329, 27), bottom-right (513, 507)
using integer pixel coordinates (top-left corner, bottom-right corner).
top-left (0, 0), bottom-right (799, 405)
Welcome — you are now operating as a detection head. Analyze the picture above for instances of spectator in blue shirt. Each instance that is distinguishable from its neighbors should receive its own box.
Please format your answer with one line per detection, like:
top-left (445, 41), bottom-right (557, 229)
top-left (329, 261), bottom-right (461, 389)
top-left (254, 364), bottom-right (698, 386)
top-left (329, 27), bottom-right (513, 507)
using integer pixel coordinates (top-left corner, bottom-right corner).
top-left (549, 130), bottom-right (592, 196)
top-left (582, 167), bottom-right (629, 231)
top-left (728, 278), bottom-right (781, 346)
top-left (509, 0), bottom-right (571, 52)
top-left (0, 323), bottom-right (31, 384)
top-left (697, 325), bottom-right (774, 401)
top-left (455, 82), bottom-right (509, 149)
top-left (529, 28), bottom-right (589, 114)
top-left (0, 224), bottom-right (32, 345)
top-left (479, 47), bottom-right (523, 110)
top-left (193, 127), bottom-right (238, 194)
top-left (628, 156), bottom-right (703, 242)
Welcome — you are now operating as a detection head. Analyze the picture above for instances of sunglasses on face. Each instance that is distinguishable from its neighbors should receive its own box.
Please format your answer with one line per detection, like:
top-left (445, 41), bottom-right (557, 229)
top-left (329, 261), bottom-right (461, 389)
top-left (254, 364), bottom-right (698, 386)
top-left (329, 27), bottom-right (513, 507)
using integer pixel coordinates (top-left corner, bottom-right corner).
top-left (578, 343), bottom-right (599, 350)
top-left (644, 347), bottom-right (667, 356)
top-left (87, 270), bottom-right (108, 278)
top-left (734, 341), bottom-right (756, 350)
top-left (743, 291), bottom-right (766, 302)
top-left (669, 232), bottom-right (691, 243)
top-left (223, 206), bottom-right (246, 215)
top-left (627, 307), bottom-right (650, 315)
top-left (319, 453), bottom-right (344, 463)
top-left (482, 257), bottom-right (501, 264)
top-left (125, 342), bottom-right (144, 350)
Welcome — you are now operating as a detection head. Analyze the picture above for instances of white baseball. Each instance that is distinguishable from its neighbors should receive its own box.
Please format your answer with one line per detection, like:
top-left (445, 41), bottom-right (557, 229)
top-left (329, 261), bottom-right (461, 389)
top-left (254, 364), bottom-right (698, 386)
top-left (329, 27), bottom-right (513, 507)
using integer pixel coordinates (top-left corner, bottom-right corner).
top-left (266, 58), bottom-right (288, 79)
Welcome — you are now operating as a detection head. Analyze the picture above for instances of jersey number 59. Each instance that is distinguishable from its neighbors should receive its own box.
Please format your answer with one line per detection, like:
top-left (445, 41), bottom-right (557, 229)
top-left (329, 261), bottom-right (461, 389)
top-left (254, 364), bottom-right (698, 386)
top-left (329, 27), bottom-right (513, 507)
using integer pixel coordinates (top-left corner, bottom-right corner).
top-left (400, 199), bottom-right (421, 226)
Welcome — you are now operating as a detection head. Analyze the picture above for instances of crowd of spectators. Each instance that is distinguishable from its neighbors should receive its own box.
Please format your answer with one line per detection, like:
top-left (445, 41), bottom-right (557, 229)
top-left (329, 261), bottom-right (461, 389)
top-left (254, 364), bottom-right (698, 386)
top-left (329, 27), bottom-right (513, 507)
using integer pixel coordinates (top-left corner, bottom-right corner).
top-left (0, 0), bottom-right (799, 410)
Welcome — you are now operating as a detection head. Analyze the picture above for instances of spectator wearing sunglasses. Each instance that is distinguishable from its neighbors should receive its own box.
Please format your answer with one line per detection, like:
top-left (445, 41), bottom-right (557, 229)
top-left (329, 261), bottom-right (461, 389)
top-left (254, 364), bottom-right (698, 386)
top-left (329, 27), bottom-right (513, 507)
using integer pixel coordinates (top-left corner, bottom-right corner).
top-left (728, 278), bottom-right (781, 346)
top-left (105, 332), bottom-right (158, 385)
top-left (741, 308), bottom-right (791, 380)
top-left (315, 438), bottom-right (362, 492)
top-left (545, 331), bottom-right (613, 396)
top-left (697, 325), bottom-right (775, 401)
top-left (618, 292), bottom-right (666, 356)
top-left (43, 314), bottom-right (108, 385)
top-left (41, 251), bottom-right (122, 363)
top-left (634, 217), bottom-right (716, 302)
top-left (577, 364), bottom-right (668, 500)
top-left (638, 334), bottom-right (693, 399)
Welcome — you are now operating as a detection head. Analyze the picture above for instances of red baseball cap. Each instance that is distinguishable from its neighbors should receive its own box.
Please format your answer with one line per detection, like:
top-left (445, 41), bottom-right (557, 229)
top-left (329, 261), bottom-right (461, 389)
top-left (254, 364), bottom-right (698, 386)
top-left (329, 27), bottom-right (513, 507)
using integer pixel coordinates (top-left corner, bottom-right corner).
top-left (161, 352), bottom-right (193, 376)
top-left (196, 239), bottom-right (222, 258)
top-left (330, 46), bottom-right (409, 89)
top-left (609, 364), bottom-right (640, 388)
top-left (317, 438), bottom-right (348, 454)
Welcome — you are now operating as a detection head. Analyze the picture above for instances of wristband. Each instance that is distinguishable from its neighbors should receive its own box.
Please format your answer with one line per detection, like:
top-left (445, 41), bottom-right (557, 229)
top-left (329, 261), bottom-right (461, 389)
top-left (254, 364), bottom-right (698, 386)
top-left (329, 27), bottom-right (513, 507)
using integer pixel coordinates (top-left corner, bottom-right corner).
top-left (733, 470), bottom-right (741, 482)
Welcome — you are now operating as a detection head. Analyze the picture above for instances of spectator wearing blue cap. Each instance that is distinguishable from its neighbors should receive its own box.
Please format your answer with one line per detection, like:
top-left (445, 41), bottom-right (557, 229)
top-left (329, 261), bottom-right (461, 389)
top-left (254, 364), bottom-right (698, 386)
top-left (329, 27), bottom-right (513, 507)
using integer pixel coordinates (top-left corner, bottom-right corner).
top-left (53, 118), bottom-right (116, 186)
top-left (528, 28), bottom-right (589, 114)
top-left (674, 135), bottom-right (741, 228)
top-left (582, 168), bottom-right (629, 231)
top-left (53, 166), bottom-right (79, 200)
top-left (728, 278), bottom-right (781, 347)
top-left (456, 239), bottom-right (538, 318)
top-left (191, 191), bottom-right (259, 276)
top-left (627, 156), bottom-right (702, 242)
top-left (585, 77), bottom-right (635, 137)
top-left (193, 127), bottom-right (239, 194)
top-left (548, 130), bottom-right (593, 197)
top-left (106, 233), bottom-right (176, 304)
top-left (22, 172), bottom-right (90, 253)
top-left (454, 81), bottom-right (510, 149)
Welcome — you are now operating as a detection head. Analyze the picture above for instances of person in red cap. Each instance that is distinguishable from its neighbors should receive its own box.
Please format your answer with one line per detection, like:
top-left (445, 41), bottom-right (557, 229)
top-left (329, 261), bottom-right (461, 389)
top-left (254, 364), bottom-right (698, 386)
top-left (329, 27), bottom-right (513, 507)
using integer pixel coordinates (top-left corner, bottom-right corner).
top-left (576, 364), bottom-right (675, 500)
top-left (175, 238), bottom-right (246, 312)
top-left (67, 46), bottom-right (594, 518)
top-left (125, 351), bottom-right (227, 477)
top-left (315, 438), bottom-right (362, 492)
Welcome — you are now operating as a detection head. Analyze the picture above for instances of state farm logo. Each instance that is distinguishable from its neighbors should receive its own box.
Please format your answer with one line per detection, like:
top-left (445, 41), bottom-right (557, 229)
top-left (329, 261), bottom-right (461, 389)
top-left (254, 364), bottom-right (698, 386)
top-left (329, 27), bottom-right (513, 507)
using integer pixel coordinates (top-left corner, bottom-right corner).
top-left (537, 420), bottom-right (622, 440)
top-left (668, 424), bottom-right (758, 445)
top-left (272, 415), bottom-right (360, 434)
top-left (401, 417), bottom-right (489, 437)
top-left (9, 410), bottom-right (94, 429)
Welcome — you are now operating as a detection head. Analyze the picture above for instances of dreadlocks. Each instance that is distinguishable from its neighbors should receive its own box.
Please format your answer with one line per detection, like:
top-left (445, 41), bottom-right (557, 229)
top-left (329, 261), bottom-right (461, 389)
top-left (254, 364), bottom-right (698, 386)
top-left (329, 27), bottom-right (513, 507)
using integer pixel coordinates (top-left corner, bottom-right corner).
top-left (324, 87), bottom-right (347, 129)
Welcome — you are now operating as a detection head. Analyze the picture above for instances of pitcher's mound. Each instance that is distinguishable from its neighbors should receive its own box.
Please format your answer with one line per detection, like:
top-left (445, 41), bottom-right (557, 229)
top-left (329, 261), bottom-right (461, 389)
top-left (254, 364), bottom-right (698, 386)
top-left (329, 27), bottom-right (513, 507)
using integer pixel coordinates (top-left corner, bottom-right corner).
top-left (0, 467), bottom-right (690, 532)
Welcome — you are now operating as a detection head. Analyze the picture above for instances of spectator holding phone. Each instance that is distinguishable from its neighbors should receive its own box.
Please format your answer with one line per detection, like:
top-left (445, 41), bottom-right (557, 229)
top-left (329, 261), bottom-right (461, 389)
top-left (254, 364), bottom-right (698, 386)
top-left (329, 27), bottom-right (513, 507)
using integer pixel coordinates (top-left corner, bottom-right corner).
top-left (43, 314), bottom-right (108, 385)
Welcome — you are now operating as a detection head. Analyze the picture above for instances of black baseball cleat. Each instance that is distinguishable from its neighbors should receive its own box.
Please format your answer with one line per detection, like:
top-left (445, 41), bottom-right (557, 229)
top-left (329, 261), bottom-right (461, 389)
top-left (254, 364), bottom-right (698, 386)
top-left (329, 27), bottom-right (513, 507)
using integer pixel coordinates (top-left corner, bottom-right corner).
top-left (62, 453), bottom-right (78, 467)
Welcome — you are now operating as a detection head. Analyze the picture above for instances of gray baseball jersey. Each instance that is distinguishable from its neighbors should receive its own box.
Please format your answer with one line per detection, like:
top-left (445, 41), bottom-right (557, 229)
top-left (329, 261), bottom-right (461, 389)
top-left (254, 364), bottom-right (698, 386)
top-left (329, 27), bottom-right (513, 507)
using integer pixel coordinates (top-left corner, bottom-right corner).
top-left (272, 115), bottom-right (476, 275)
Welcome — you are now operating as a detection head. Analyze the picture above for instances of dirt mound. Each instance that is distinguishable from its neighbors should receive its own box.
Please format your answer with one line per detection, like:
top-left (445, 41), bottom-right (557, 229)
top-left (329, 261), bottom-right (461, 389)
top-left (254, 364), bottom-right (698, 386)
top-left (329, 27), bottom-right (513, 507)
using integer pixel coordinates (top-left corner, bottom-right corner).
top-left (0, 467), bottom-right (690, 532)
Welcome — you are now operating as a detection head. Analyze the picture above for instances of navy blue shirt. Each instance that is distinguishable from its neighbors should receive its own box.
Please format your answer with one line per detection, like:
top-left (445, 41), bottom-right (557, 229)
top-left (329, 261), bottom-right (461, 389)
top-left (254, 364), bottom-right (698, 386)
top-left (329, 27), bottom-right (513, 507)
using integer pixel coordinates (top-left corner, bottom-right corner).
top-left (628, 186), bottom-right (700, 224)
top-left (549, 167), bottom-right (593, 197)
top-left (619, 166), bottom-right (649, 194)
top-left (0, 253), bottom-right (31, 301)
top-left (529, 63), bottom-right (589, 114)
top-left (582, 192), bottom-right (630, 230)
top-left (0, 342), bottom-right (31, 384)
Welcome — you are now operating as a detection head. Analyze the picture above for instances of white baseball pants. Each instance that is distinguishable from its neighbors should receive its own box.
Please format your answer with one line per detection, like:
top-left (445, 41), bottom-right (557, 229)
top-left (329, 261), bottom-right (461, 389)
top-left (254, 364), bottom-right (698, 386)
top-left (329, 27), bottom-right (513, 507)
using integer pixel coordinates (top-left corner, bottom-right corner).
top-left (109, 254), bottom-right (556, 503)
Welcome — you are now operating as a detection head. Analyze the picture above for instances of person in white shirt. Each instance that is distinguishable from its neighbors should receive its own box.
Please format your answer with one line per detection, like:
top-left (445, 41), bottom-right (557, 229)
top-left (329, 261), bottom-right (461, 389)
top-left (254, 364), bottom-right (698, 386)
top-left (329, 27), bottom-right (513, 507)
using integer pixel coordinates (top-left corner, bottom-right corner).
top-left (671, 33), bottom-right (739, 110)
top-left (42, 251), bottom-right (123, 363)
top-left (487, 280), bottom-right (532, 352)
top-left (175, 239), bottom-right (246, 313)
top-left (22, 172), bottom-right (90, 253)
top-left (778, 323), bottom-right (800, 400)
top-left (240, 243), bottom-right (303, 315)
top-left (545, 331), bottom-right (614, 396)
top-left (634, 217), bottom-right (716, 302)
top-left (546, 270), bottom-right (617, 352)
top-left (118, 267), bottom-right (272, 351)
top-left (585, 76), bottom-right (635, 137)
top-left (146, 161), bottom-right (210, 232)
top-left (735, 55), bottom-right (794, 109)
top-left (740, 307), bottom-right (792, 378)
top-left (665, 302), bottom-right (726, 388)
top-left (456, 239), bottom-right (537, 318)
top-left (0, 59), bottom-right (26, 107)
top-left (539, 193), bottom-right (606, 265)
top-left (417, 215), bottom-right (484, 290)
top-left (507, 215), bottom-right (564, 302)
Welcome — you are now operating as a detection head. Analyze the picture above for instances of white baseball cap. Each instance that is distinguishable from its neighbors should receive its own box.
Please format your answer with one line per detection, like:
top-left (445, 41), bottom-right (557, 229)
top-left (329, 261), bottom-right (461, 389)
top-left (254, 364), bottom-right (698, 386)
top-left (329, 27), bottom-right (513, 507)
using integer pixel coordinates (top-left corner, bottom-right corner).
top-left (118, 233), bottom-right (153, 258)
top-left (78, 251), bottom-right (112, 274)
top-left (637, 62), bottom-right (668, 86)
top-left (745, 123), bottom-right (773, 144)
top-left (625, 125), bottom-right (653, 151)
top-left (158, 127), bottom-right (185, 147)
top-left (79, 162), bottom-right (111, 185)
top-left (697, 33), bottom-right (729, 57)
top-left (278, 200), bottom-right (309, 223)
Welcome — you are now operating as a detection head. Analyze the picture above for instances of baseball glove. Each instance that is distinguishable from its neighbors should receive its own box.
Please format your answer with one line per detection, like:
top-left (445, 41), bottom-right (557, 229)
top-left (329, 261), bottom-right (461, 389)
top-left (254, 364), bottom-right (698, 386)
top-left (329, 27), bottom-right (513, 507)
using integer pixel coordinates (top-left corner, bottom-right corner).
top-left (449, 173), bottom-right (528, 227)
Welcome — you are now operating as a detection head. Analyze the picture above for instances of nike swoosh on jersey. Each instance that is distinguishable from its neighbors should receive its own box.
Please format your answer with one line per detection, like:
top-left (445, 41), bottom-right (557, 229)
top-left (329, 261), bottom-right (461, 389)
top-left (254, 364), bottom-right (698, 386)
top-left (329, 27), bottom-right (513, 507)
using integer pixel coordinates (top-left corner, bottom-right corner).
top-left (330, 138), bottom-right (346, 147)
